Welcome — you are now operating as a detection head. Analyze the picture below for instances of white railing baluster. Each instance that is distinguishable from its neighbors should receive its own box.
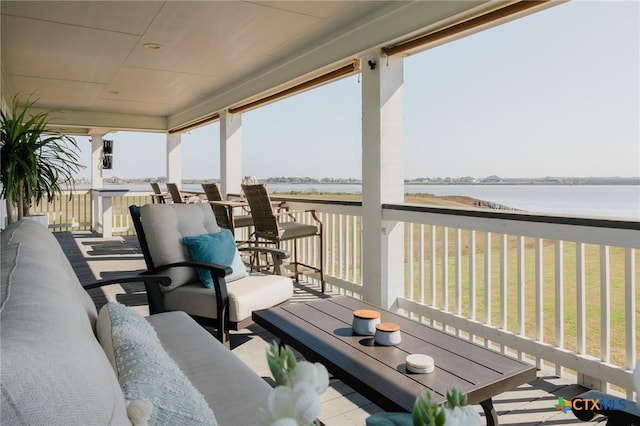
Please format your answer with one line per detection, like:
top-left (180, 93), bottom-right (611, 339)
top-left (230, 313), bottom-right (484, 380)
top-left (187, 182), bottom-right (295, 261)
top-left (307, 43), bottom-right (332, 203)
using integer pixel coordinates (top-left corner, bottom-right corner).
top-left (338, 214), bottom-right (344, 279)
top-left (469, 231), bottom-right (476, 322)
top-left (330, 214), bottom-right (336, 278)
top-left (455, 228), bottom-right (462, 318)
top-left (555, 240), bottom-right (564, 376)
top-left (484, 232), bottom-right (492, 349)
top-left (625, 248), bottom-right (636, 399)
top-left (576, 243), bottom-right (586, 355)
top-left (517, 236), bottom-right (525, 360)
top-left (600, 245), bottom-right (610, 393)
top-left (352, 216), bottom-right (358, 283)
top-left (344, 215), bottom-right (350, 281)
top-left (430, 225), bottom-right (436, 307)
top-left (419, 225), bottom-right (425, 306)
top-left (535, 238), bottom-right (543, 369)
top-left (500, 234), bottom-right (508, 353)
top-left (442, 227), bottom-right (449, 313)
top-left (408, 223), bottom-right (414, 301)
top-left (484, 232), bottom-right (492, 324)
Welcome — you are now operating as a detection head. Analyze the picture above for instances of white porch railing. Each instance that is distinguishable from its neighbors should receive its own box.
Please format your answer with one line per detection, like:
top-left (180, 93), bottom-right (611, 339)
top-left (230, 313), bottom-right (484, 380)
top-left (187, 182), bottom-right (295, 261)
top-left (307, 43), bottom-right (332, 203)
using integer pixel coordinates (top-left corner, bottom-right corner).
top-left (24, 191), bottom-right (639, 397)
top-left (26, 189), bottom-right (152, 235)
top-left (278, 197), bottom-right (640, 398)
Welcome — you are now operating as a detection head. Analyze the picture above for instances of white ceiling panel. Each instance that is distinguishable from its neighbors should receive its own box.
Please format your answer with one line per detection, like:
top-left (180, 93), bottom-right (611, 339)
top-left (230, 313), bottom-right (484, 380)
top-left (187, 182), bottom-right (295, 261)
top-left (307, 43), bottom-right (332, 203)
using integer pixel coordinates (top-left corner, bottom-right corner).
top-left (107, 67), bottom-right (219, 110)
top-left (250, 1), bottom-right (355, 19)
top-left (0, 1), bottom-right (162, 35)
top-left (8, 75), bottom-right (106, 110)
top-left (1, 0), bottom-right (527, 133)
top-left (126, 1), bottom-right (320, 76)
top-left (1, 15), bottom-right (139, 83)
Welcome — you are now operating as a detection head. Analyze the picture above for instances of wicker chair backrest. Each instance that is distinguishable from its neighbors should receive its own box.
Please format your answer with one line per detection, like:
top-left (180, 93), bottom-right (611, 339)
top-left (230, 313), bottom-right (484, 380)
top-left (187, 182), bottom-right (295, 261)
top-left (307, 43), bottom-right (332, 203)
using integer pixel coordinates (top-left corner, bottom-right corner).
top-left (241, 184), bottom-right (279, 239)
top-left (166, 183), bottom-right (184, 203)
top-left (150, 182), bottom-right (162, 195)
top-left (201, 183), bottom-right (231, 229)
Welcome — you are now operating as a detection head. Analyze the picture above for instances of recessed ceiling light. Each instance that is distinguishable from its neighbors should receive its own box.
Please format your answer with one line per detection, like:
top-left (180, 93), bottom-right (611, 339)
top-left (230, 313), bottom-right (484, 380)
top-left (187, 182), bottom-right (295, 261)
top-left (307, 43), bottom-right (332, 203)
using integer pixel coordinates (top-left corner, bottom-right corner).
top-left (143, 43), bottom-right (162, 50)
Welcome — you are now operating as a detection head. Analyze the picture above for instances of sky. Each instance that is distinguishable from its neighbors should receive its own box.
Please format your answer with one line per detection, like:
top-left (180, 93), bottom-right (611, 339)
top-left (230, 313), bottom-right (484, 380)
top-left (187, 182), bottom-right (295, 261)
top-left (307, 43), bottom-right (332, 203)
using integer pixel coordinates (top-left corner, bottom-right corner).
top-left (75, 0), bottom-right (640, 181)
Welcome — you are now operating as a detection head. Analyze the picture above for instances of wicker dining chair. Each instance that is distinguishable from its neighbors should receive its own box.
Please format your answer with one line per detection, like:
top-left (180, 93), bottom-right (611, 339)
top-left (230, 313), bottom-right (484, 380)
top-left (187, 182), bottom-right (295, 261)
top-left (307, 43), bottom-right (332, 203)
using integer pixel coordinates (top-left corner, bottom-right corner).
top-left (241, 183), bottom-right (325, 292)
top-left (149, 182), bottom-right (170, 204)
top-left (201, 183), bottom-right (253, 236)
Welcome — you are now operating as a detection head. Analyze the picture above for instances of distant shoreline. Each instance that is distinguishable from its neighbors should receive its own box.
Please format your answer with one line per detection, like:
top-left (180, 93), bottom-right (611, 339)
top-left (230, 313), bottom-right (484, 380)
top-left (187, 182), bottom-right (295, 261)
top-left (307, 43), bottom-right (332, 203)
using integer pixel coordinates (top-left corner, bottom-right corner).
top-left (79, 178), bottom-right (640, 186)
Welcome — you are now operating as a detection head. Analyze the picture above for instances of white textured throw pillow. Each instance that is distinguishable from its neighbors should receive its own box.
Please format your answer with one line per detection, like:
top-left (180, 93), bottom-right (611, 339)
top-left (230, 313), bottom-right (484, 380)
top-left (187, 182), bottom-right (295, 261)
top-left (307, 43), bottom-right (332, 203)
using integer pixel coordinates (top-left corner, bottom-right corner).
top-left (97, 303), bottom-right (217, 425)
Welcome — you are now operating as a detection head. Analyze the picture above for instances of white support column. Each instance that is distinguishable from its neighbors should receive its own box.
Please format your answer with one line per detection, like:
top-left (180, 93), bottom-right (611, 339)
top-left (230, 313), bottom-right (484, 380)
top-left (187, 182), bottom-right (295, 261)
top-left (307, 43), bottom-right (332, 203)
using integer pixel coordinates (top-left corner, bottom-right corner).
top-left (90, 134), bottom-right (104, 232)
top-left (361, 52), bottom-right (405, 310)
top-left (166, 133), bottom-right (182, 188)
top-left (220, 110), bottom-right (243, 196)
top-left (90, 134), bottom-right (104, 190)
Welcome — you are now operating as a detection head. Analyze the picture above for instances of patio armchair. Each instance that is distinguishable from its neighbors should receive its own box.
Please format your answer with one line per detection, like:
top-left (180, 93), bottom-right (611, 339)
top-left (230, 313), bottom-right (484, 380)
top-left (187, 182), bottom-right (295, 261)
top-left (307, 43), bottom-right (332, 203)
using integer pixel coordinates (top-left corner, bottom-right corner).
top-left (129, 203), bottom-right (293, 344)
top-left (201, 182), bottom-right (253, 236)
top-left (241, 183), bottom-right (325, 292)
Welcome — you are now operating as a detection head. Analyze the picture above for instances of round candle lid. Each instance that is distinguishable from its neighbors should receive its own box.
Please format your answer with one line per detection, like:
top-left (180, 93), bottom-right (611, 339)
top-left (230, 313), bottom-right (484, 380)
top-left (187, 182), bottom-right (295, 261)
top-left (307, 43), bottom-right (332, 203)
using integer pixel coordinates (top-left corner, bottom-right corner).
top-left (406, 354), bottom-right (434, 374)
top-left (375, 322), bottom-right (400, 332)
top-left (353, 309), bottom-right (380, 320)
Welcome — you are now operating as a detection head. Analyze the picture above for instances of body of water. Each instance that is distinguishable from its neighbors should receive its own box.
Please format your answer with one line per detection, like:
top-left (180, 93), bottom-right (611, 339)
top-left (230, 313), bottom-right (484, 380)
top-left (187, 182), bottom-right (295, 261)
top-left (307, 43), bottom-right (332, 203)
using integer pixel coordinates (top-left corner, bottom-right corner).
top-left (103, 183), bottom-right (639, 220)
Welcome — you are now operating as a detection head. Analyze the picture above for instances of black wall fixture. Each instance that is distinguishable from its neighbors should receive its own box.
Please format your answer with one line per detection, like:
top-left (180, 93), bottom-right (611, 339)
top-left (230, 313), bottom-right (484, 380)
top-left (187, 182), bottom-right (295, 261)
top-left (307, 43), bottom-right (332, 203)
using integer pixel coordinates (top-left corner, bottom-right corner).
top-left (102, 140), bottom-right (113, 169)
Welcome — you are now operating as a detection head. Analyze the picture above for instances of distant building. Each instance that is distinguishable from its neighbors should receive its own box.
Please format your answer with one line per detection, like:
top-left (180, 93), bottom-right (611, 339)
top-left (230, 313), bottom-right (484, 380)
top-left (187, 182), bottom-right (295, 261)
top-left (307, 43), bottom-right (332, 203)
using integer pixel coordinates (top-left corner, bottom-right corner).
top-left (459, 176), bottom-right (478, 183)
top-left (483, 175), bottom-right (502, 183)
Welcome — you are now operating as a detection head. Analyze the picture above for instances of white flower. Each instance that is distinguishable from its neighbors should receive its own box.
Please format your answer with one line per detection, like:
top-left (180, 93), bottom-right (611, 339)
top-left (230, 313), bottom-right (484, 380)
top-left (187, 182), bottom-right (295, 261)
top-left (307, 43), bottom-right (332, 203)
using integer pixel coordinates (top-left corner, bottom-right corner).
top-left (443, 406), bottom-right (482, 426)
top-left (292, 383), bottom-right (322, 424)
top-left (292, 361), bottom-right (329, 395)
top-left (269, 419), bottom-right (298, 426)
top-left (261, 384), bottom-right (321, 426)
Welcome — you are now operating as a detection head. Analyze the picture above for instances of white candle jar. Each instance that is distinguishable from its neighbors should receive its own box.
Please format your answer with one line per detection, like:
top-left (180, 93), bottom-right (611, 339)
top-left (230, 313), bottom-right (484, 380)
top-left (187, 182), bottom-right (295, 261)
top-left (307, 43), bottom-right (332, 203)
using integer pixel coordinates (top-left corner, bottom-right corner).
top-left (374, 322), bottom-right (401, 346)
top-left (352, 309), bottom-right (381, 336)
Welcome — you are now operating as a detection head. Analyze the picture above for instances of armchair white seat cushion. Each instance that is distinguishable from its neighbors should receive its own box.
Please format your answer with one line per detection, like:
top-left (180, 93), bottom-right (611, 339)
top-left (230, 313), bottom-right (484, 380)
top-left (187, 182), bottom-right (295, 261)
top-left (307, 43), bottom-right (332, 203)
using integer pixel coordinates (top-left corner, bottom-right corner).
top-left (164, 274), bottom-right (292, 322)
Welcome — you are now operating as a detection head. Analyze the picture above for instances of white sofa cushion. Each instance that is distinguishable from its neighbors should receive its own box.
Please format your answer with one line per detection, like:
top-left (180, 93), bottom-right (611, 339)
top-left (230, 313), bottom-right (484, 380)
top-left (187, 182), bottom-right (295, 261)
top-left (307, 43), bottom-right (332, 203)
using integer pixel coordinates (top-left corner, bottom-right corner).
top-left (97, 303), bottom-right (217, 425)
top-left (0, 220), bottom-right (130, 425)
top-left (140, 203), bottom-right (220, 291)
top-left (147, 311), bottom-right (273, 426)
top-left (163, 273), bottom-right (293, 322)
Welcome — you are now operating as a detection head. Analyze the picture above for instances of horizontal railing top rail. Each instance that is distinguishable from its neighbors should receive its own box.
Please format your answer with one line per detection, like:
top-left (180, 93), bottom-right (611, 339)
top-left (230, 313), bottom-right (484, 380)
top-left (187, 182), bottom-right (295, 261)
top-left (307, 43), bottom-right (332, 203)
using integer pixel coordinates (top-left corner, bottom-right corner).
top-left (383, 203), bottom-right (640, 249)
top-left (383, 203), bottom-right (640, 230)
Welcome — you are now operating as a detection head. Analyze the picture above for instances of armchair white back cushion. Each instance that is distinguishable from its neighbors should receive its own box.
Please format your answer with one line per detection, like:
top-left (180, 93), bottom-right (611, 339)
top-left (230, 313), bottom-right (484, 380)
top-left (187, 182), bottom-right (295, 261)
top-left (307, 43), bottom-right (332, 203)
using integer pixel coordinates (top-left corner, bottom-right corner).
top-left (140, 203), bottom-right (220, 291)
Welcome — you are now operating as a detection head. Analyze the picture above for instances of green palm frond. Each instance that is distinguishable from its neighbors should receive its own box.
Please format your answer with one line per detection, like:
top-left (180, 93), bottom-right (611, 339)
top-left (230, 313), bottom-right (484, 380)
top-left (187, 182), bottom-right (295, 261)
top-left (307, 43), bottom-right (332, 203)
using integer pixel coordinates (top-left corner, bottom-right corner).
top-left (1, 95), bottom-right (84, 222)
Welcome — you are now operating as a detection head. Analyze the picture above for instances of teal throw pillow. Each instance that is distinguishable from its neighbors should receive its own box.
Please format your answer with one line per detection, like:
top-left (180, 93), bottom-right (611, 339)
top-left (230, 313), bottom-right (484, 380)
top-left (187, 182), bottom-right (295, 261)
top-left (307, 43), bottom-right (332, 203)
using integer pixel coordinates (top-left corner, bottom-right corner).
top-left (182, 229), bottom-right (249, 288)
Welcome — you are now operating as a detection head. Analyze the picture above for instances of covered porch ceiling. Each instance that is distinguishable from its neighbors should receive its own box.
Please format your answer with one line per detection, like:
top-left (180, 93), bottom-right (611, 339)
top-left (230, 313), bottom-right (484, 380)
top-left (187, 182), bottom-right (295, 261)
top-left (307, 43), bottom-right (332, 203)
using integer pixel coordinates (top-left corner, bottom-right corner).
top-left (0, 1), bottom-right (553, 136)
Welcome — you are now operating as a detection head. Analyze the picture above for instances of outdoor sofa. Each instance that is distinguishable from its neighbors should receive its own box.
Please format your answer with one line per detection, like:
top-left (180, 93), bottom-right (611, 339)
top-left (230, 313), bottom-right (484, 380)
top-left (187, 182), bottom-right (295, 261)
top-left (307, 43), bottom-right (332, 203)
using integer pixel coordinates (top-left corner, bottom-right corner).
top-left (0, 218), bottom-right (271, 425)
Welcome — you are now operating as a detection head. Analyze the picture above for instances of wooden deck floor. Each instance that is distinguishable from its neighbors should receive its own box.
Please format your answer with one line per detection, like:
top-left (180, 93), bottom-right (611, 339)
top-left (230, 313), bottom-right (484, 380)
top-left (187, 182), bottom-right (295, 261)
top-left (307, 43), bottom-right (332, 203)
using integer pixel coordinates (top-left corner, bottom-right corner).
top-left (54, 231), bottom-right (606, 426)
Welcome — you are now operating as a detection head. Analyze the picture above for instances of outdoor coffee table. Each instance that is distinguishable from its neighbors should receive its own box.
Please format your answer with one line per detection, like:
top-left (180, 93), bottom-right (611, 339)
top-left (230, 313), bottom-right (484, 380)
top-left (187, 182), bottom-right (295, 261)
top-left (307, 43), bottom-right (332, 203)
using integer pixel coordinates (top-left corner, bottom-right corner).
top-left (253, 297), bottom-right (536, 426)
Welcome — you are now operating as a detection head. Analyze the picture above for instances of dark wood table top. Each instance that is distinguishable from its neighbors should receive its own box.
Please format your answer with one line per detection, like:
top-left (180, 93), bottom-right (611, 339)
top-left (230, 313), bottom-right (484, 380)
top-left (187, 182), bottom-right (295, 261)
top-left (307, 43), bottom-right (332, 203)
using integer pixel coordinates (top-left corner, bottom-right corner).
top-left (253, 296), bottom-right (536, 414)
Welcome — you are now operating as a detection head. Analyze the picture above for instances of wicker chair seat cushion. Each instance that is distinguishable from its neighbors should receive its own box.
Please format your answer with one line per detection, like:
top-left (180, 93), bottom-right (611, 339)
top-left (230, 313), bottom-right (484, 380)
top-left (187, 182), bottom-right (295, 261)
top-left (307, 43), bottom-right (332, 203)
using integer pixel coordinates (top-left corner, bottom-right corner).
top-left (269, 221), bottom-right (318, 241)
top-left (162, 274), bottom-right (292, 322)
top-left (140, 203), bottom-right (220, 291)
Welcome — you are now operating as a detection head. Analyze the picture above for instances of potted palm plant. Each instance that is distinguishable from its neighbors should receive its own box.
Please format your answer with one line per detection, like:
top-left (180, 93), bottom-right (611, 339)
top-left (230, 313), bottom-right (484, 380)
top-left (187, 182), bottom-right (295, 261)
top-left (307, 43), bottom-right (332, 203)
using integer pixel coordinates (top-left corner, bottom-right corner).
top-left (1, 95), bottom-right (84, 225)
